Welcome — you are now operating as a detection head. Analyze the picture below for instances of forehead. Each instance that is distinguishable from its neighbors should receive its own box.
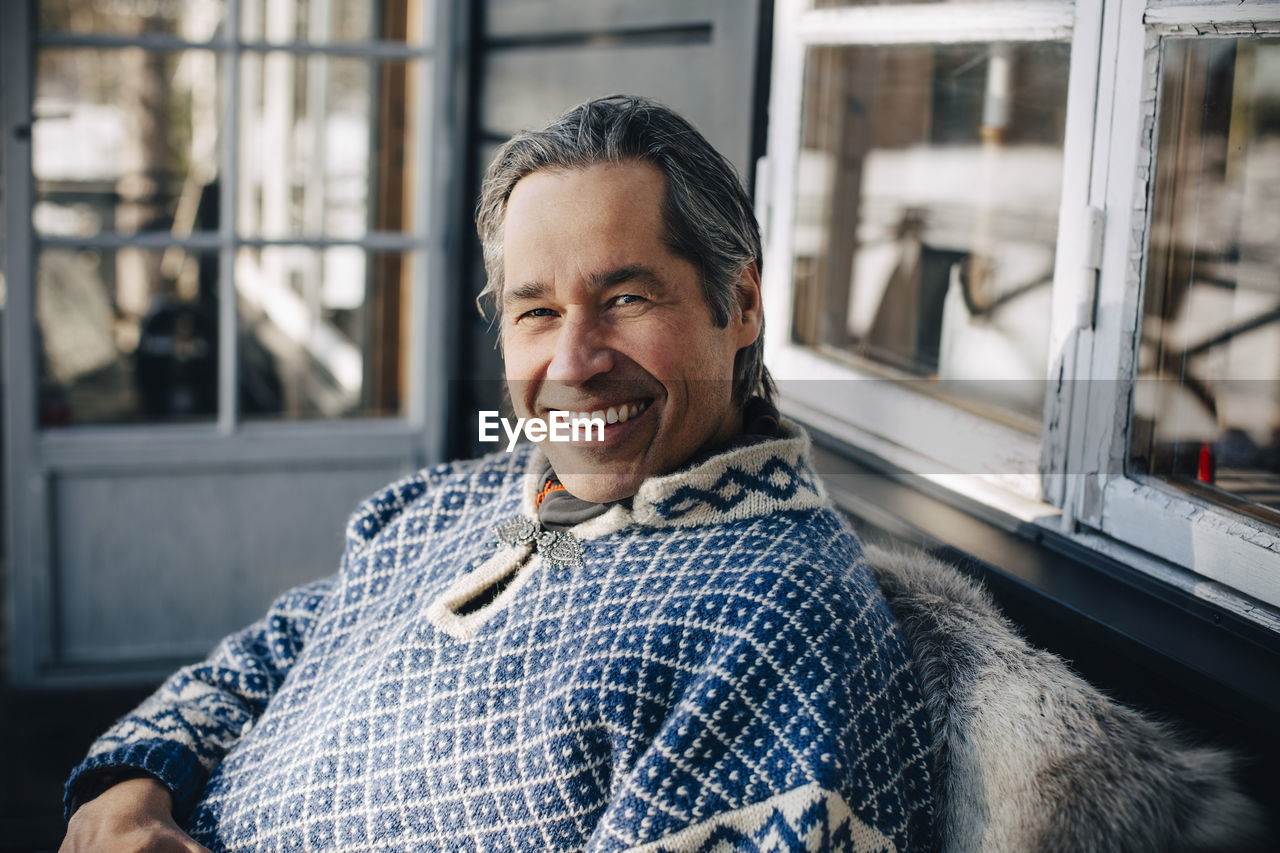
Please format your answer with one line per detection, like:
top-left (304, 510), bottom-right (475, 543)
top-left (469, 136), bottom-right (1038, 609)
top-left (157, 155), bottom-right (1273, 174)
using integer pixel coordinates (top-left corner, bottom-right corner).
top-left (501, 162), bottom-right (669, 274)
top-left (508, 159), bottom-right (666, 213)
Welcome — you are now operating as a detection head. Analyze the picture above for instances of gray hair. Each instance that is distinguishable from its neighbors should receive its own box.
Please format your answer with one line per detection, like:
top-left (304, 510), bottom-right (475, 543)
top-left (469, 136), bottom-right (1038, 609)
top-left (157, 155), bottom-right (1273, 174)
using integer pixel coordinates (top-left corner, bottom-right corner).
top-left (475, 94), bottom-right (774, 406)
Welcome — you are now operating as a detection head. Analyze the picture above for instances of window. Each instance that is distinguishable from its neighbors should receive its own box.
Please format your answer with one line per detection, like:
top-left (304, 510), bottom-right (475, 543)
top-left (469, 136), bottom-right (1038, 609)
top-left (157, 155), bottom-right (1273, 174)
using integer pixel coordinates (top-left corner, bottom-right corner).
top-left (4, 0), bottom-right (453, 684)
top-left (31, 0), bottom-right (430, 426)
top-left (764, 0), bottom-right (1280, 607)
top-left (792, 41), bottom-right (1069, 426)
top-left (1132, 38), bottom-right (1280, 524)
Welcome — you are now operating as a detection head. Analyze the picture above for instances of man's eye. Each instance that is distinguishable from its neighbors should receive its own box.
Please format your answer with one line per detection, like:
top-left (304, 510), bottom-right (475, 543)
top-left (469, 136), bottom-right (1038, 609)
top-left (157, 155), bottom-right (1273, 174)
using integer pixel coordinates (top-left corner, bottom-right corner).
top-left (517, 307), bottom-right (559, 321)
top-left (612, 294), bottom-right (646, 307)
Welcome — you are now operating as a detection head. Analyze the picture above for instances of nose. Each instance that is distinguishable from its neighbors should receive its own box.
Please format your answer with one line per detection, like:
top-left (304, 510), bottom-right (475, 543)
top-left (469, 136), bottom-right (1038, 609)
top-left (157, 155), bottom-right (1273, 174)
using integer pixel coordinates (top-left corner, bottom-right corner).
top-left (546, 314), bottom-right (614, 385)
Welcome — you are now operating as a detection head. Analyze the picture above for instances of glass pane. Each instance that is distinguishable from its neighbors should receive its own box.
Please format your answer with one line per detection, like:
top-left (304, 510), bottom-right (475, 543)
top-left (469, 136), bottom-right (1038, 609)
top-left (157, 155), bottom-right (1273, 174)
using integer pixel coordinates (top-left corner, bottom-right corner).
top-left (791, 42), bottom-right (1069, 425)
top-left (1130, 38), bottom-right (1280, 523)
top-left (239, 0), bottom-right (424, 45)
top-left (237, 56), bottom-right (419, 239)
top-left (37, 248), bottom-right (219, 427)
top-left (236, 248), bottom-right (410, 420)
top-left (33, 48), bottom-right (221, 237)
top-left (39, 0), bottom-right (224, 41)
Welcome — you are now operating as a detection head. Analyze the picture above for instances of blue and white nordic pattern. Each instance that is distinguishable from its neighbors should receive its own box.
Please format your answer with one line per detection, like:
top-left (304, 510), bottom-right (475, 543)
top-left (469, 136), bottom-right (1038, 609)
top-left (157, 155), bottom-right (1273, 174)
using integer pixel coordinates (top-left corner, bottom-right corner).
top-left (67, 425), bottom-right (934, 851)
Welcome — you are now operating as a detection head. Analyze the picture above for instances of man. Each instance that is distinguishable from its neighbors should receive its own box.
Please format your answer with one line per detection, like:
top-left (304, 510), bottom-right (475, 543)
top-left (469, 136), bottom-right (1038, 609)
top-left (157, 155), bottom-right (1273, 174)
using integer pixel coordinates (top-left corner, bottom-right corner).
top-left (62, 96), bottom-right (935, 852)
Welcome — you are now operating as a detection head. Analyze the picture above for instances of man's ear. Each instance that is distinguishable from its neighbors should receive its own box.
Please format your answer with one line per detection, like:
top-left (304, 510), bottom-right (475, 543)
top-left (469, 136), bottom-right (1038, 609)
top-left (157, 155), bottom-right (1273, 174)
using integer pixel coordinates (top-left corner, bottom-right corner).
top-left (733, 262), bottom-right (763, 349)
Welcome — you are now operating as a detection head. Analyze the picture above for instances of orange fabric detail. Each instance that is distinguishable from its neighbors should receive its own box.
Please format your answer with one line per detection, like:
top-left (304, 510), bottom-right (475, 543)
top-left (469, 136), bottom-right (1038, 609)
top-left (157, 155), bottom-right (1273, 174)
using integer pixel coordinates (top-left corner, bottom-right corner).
top-left (535, 478), bottom-right (566, 509)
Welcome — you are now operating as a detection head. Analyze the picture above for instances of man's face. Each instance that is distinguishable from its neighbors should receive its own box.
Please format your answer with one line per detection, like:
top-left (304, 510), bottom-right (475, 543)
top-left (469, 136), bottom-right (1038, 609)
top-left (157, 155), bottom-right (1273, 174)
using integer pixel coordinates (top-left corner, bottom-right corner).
top-left (500, 161), bottom-right (761, 503)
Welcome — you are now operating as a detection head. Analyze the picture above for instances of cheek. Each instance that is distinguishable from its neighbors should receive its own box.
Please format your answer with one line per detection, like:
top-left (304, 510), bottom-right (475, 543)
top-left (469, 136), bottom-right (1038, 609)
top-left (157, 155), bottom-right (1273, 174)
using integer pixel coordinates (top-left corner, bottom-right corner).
top-left (673, 328), bottom-right (739, 381)
top-left (501, 334), bottom-right (543, 382)
top-left (501, 356), bottom-right (538, 418)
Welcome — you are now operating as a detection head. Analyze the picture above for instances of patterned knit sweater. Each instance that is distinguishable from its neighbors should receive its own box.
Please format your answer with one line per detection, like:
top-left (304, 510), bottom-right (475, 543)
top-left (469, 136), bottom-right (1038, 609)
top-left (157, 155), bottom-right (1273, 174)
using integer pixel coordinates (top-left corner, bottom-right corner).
top-left (67, 425), bottom-right (935, 851)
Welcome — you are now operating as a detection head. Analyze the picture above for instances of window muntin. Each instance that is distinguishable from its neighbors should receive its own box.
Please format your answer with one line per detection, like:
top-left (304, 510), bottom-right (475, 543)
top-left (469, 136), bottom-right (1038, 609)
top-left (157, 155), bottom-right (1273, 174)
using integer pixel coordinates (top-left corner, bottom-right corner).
top-left (791, 41), bottom-right (1070, 426)
top-left (1130, 37), bottom-right (1280, 525)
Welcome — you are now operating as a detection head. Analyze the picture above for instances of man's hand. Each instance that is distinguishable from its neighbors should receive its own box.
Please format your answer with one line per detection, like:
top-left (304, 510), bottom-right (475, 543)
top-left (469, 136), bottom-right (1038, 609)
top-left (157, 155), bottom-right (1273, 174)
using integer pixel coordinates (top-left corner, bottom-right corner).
top-left (59, 777), bottom-right (211, 853)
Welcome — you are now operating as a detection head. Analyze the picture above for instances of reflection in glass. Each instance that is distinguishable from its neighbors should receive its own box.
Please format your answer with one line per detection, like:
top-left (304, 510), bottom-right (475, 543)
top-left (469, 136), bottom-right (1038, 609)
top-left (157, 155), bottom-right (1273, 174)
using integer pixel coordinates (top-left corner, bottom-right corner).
top-left (239, 0), bottom-right (423, 44)
top-left (39, 0), bottom-right (224, 41)
top-left (37, 248), bottom-right (219, 427)
top-left (33, 48), bottom-right (221, 237)
top-left (1131, 39), bottom-right (1280, 521)
top-left (237, 57), bottom-right (419, 239)
top-left (792, 42), bottom-right (1069, 424)
top-left (236, 248), bottom-right (409, 420)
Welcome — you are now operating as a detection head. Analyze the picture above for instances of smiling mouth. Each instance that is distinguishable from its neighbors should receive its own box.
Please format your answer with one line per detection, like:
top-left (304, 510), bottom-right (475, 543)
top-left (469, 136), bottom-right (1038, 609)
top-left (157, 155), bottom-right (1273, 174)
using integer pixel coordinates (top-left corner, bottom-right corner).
top-left (553, 399), bottom-right (651, 426)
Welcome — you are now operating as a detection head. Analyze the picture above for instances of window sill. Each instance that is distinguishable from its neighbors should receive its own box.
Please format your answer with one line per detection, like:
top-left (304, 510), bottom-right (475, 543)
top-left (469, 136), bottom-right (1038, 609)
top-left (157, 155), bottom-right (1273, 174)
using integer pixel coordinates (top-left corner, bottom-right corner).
top-left (808, 428), bottom-right (1280, 738)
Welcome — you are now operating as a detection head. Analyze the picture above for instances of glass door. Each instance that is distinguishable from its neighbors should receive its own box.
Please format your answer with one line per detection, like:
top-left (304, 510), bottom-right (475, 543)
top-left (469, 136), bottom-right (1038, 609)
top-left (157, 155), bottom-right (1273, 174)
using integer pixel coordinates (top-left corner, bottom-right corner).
top-left (4, 0), bottom-right (457, 685)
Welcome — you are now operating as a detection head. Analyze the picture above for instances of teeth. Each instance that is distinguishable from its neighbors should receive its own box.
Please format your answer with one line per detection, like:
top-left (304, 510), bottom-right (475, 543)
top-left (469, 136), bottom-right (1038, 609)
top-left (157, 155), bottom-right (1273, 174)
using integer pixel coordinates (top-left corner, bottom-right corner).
top-left (560, 402), bottom-right (647, 427)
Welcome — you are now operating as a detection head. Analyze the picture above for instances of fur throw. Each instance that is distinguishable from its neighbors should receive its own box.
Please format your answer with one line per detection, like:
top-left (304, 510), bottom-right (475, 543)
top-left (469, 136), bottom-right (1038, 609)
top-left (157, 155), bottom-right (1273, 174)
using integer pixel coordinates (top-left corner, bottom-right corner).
top-left (864, 545), bottom-right (1266, 853)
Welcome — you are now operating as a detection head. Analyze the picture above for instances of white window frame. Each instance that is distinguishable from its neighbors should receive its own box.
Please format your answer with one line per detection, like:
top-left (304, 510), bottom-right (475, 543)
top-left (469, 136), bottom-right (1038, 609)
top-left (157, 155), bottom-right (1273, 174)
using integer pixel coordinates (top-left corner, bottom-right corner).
top-left (762, 0), bottom-right (1097, 518)
top-left (762, 0), bottom-right (1280, 611)
top-left (1074, 0), bottom-right (1280, 607)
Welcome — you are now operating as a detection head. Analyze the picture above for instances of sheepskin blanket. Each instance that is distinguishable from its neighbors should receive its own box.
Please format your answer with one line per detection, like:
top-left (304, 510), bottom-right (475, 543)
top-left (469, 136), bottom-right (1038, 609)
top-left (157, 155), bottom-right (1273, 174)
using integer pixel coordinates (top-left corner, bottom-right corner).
top-left (864, 545), bottom-right (1265, 853)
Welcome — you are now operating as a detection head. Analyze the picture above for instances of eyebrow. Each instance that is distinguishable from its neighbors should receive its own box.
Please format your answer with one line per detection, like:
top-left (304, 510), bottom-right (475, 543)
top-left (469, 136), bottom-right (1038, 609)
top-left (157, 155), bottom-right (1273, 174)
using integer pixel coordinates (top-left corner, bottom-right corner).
top-left (503, 264), bottom-right (666, 309)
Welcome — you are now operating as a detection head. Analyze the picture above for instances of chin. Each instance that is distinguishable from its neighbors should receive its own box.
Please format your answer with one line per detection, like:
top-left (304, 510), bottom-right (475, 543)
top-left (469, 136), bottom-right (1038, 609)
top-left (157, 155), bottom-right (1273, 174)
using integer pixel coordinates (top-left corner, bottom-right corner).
top-left (554, 469), bottom-right (644, 505)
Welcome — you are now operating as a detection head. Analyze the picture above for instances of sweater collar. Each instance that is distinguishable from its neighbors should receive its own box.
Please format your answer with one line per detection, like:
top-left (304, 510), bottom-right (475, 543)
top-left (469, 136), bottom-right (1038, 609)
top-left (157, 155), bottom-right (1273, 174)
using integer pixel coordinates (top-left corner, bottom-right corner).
top-left (535, 395), bottom-right (786, 531)
top-left (517, 418), bottom-right (826, 541)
